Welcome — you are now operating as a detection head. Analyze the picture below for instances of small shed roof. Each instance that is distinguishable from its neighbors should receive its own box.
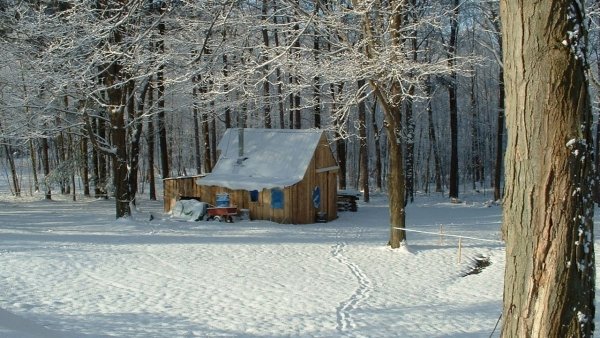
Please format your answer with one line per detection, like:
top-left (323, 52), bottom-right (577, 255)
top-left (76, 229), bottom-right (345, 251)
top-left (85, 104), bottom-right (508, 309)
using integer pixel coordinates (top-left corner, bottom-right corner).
top-left (197, 128), bottom-right (326, 191)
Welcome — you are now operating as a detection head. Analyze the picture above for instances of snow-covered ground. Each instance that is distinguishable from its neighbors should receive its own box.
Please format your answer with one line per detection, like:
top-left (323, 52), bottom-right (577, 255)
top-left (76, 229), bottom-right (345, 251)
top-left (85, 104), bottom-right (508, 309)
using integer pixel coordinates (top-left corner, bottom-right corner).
top-left (0, 181), bottom-right (590, 337)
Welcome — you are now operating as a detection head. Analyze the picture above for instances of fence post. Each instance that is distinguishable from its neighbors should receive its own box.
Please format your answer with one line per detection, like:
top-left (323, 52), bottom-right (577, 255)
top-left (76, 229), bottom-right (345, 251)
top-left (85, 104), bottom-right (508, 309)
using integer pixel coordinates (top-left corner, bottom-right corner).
top-left (457, 238), bottom-right (462, 263)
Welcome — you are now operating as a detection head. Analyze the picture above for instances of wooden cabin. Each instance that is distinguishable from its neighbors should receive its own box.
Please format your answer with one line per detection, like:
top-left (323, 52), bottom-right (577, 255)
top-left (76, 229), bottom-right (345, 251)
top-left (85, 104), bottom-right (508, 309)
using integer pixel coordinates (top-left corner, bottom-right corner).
top-left (163, 128), bottom-right (339, 224)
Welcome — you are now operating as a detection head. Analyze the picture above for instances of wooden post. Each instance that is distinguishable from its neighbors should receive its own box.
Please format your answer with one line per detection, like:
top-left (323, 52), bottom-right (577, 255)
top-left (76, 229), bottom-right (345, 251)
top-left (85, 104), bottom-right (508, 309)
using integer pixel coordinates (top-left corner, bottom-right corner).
top-left (457, 238), bottom-right (462, 263)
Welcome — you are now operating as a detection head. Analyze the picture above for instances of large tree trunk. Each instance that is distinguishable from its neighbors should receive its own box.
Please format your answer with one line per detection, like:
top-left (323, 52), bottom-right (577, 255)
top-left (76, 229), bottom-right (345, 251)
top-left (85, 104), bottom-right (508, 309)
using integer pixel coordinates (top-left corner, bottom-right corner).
top-left (100, 0), bottom-right (130, 218)
top-left (384, 104), bottom-right (406, 248)
top-left (500, 1), bottom-right (595, 336)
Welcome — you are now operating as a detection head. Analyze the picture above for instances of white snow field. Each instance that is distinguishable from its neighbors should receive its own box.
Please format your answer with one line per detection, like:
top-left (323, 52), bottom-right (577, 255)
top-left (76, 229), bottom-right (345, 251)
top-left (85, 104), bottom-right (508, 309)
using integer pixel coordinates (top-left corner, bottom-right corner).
top-left (0, 187), bottom-right (595, 337)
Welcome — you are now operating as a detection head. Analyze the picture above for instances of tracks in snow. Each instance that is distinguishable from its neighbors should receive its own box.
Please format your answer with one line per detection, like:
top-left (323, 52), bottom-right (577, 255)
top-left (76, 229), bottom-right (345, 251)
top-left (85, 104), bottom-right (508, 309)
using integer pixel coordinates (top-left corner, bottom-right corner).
top-left (332, 228), bottom-right (372, 333)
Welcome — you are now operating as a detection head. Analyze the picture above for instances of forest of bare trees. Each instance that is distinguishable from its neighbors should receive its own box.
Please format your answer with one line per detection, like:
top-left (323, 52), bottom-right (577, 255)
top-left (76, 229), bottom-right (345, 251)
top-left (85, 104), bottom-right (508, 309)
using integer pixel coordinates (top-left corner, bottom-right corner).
top-left (1, 1), bottom-right (600, 335)
top-left (0, 1), bottom-right (598, 229)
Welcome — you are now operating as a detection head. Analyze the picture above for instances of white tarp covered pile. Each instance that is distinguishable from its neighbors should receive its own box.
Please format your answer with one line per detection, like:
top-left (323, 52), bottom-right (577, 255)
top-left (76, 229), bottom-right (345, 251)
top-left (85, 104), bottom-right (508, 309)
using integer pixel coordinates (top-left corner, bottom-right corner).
top-left (171, 199), bottom-right (208, 221)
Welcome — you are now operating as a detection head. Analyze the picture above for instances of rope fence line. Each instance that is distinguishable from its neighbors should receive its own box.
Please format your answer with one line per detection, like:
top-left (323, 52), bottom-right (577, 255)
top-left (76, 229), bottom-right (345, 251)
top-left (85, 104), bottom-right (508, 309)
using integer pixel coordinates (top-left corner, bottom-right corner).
top-left (392, 226), bottom-right (504, 263)
top-left (392, 227), bottom-right (504, 244)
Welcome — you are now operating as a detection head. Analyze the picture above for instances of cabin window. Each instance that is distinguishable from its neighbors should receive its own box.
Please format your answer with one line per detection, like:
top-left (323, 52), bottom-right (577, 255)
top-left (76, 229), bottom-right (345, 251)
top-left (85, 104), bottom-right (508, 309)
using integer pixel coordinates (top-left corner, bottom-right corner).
top-left (271, 189), bottom-right (284, 209)
top-left (250, 190), bottom-right (259, 202)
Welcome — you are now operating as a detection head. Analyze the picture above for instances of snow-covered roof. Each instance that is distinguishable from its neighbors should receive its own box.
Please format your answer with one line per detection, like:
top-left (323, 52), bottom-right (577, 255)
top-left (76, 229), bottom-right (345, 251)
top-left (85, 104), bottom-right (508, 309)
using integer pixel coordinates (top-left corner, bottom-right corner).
top-left (197, 128), bottom-right (325, 190)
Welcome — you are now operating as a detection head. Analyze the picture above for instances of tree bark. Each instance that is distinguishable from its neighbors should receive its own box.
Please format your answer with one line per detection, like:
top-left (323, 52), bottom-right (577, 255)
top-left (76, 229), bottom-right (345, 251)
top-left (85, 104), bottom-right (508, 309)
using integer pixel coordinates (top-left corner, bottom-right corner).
top-left (447, 0), bottom-right (460, 200)
top-left (81, 136), bottom-right (90, 197)
top-left (425, 78), bottom-right (443, 193)
top-left (331, 83), bottom-right (347, 190)
top-left (128, 80), bottom-right (149, 206)
top-left (29, 139), bottom-right (39, 193)
top-left (192, 78), bottom-right (202, 174)
top-left (146, 85), bottom-right (157, 201)
top-left (357, 79), bottom-right (369, 202)
top-left (41, 137), bottom-right (51, 200)
top-left (370, 100), bottom-right (383, 191)
top-left (355, 0), bottom-right (407, 247)
top-left (494, 68), bottom-right (505, 201)
top-left (404, 89), bottom-right (415, 203)
top-left (2, 142), bottom-right (20, 197)
top-left (261, 0), bottom-right (272, 129)
top-left (100, 0), bottom-right (130, 218)
top-left (157, 17), bottom-right (169, 180)
top-left (500, 0), bottom-right (595, 336)
top-left (469, 66), bottom-right (482, 191)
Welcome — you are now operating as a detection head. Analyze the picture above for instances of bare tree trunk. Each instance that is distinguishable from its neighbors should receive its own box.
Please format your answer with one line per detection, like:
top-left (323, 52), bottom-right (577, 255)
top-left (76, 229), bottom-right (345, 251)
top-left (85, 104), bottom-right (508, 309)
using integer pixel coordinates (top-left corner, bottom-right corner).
top-left (96, 115), bottom-right (108, 199)
top-left (157, 18), bottom-right (169, 180)
top-left (67, 131), bottom-right (76, 201)
top-left (146, 85), bottom-right (156, 201)
top-left (331, 83), bottom-right (347, 189)
top-left (354, 0), bottom-right (407, 247)
top-left (128, 80), bottom-right (149, 206)
top-left (29, 139), bottom-right (39, 192)
top-left (210, 101), bottom-right (217, 167)
top-left (2, 142), bottom-right (20, 197)
top-left (201, 84), bottom-right (212, 173)
top-left (313, 14), bottom-right (321, 129)
top-left (271, 10), bottom-right (286, 129)
top-left (500, 1), bottom-right (595, 336)
top-left (41, 137), bottom-right (51, 200)
top-left (370, 100), bottom-right (383, 191)
top-left (447, 0), bottom-right (460, 200)
top-left (222, 54), bottom-right (232, 129)
top-left (261, 0), bottom-right (272, 129)
top-left (81, 136), bottom-right (90, 197)
top-left (385, 107), bottom-right (406, 247)
top-left (56, 128), bottom-right (67, 194)
top-left (192, 78), bottom-right (202, 174)
top-left (98, 0), bottom-right (130, 218)
top-left (425, 78), bottom-right (443, 193)
top-left (358, 79), bottom-right (369, 202)
top-left (404, 91), bottom-right (415, 203)
top-left (292, 11), bottom-right (301, 130)
top-left (469, 67), bottom-right (481, 191)
top-left (486, 4), bottom-right (505, 201)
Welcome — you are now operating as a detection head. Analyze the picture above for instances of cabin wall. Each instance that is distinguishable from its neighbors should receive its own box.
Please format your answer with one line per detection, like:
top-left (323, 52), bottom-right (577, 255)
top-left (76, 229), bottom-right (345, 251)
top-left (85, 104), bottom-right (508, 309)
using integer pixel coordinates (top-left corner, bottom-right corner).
top-left (163, 175), bottom-right (207, 212)
top-left (287, 134), bottom-right (338, 223)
